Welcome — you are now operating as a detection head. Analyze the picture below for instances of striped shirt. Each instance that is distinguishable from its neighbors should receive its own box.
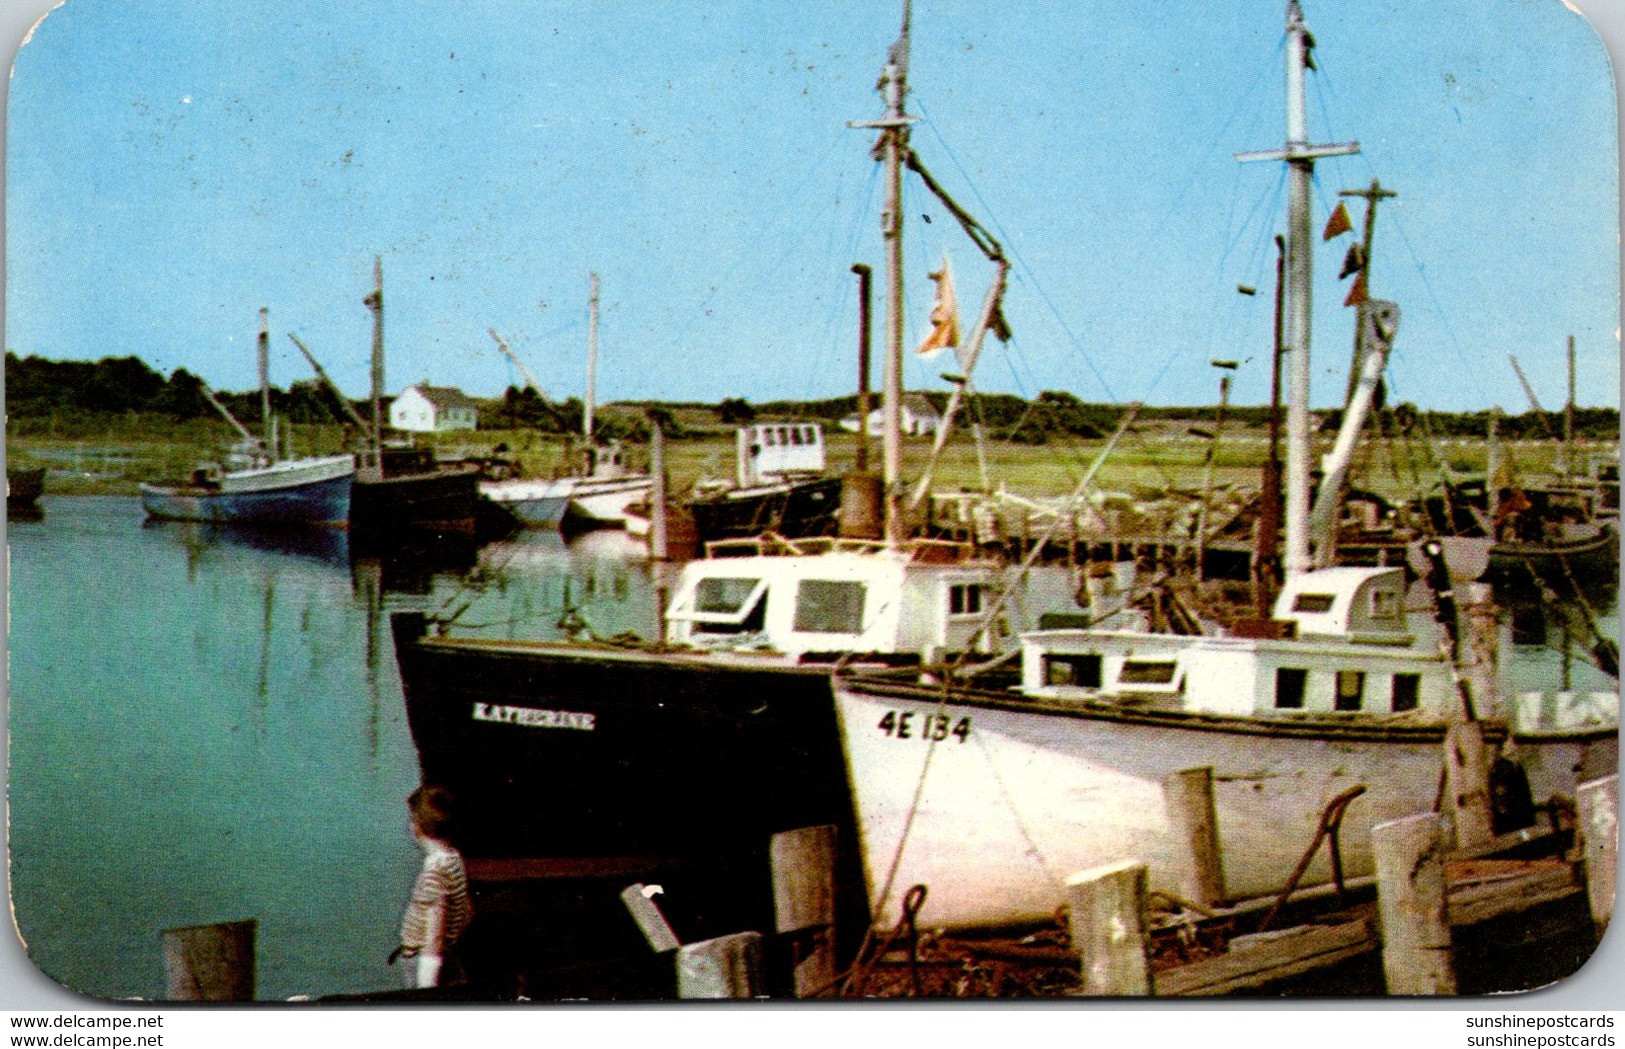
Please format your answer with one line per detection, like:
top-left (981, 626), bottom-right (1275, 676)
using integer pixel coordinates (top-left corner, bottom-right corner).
top-left (400, 845), bottom-right (471, 952)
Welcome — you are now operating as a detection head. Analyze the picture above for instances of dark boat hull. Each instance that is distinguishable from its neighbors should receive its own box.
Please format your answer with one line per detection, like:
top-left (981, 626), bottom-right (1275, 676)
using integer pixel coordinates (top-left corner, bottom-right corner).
top-left (6, 467), bottom-right (44, 508)
top-left (687, 476), bottom-right (844, 545)
top-left (390, 613), bottom-right (857, 862)
top-left (350, 464), bottom-right (480, 543)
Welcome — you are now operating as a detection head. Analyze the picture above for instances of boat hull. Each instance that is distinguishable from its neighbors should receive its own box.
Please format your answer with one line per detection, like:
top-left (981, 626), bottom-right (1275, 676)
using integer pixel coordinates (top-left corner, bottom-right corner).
top-left (833, 675), bottom-right (1616, 931)
top-left (139, 456), bottom-right (354, 527)
top-left (350, 463), bottom-right (480, 542)
top-left (6, 467), bottom-right (45, 508)
top-left (688, 477), bottom-right (844, 545)
top-left (389, 614), bottom-right (857, 861)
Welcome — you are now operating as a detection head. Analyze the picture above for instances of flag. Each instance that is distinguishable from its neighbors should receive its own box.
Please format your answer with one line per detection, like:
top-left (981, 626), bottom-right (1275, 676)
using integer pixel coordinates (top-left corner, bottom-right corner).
top-left (1339, 242), bottom-right (1366, 280)
top-left (1322, 201), bottom-right (1353, 240)
top-left (1344, 270), bottom-right (1369, 307)
top-left (916, 255), bottom-right (961, 357)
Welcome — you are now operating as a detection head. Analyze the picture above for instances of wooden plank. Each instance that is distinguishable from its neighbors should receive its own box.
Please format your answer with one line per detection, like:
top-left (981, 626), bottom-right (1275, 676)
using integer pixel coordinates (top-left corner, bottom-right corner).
top-left (1066, 860), bottom-right (1151, 996)
top-left (1373, 812), bottom-right (1456, 995)
top-left (1578, 774), bottom-right (1618, 933)
top-left (1162, 767), bottom-right (1226, 908)
top-left (1444, 723), bottom-right (1494, 849)
top-left (1448, 867), bottom-right (1580, 928)
top-left (1154, 919), bottom-right (1374, 997)
top-left (771, 825), bottom-right (838, 998)
top-left (1444, 821), bottom-right (1558, 863)
top-left (620, 883), bottom-right (681, 953)
top-left (677, 932), bottom-right (764, 999)
top-left (161, 919), bottom-right (256, 1002)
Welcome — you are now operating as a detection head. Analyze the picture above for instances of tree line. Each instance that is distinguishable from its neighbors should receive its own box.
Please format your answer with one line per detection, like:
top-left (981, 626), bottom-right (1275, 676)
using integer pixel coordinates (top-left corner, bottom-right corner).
top-left (5, 352), bottom-right (1618, 444)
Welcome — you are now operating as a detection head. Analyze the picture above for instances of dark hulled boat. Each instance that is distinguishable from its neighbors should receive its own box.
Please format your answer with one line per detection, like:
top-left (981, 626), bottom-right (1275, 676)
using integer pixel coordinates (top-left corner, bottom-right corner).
top-left (350, 446), bottom-right (481, 545)
top-left (6, 467), bottom-right (45, 509)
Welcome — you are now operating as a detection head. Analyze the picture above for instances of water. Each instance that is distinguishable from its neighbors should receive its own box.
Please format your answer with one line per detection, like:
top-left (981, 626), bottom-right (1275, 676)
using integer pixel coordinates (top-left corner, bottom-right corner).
top-left (4, 496), bottom-right (1615, 1000)
top-left (6, 496), bottom-right (656, 1001)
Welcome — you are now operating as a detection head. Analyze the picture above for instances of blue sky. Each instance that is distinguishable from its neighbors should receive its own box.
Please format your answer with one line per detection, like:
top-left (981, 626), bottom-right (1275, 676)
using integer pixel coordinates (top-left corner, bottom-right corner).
top-left (5, 0), bottom-right (1619, 412)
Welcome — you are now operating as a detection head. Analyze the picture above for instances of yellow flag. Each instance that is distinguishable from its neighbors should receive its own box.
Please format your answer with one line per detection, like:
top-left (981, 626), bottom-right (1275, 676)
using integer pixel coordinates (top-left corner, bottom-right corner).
top-left (915, 255), bottom-right (960, 357)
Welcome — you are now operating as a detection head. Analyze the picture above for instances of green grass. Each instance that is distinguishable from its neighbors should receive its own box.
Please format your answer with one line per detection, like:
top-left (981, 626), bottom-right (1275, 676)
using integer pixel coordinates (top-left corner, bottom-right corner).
top-left (6, 415), bottom-right (1595, 504)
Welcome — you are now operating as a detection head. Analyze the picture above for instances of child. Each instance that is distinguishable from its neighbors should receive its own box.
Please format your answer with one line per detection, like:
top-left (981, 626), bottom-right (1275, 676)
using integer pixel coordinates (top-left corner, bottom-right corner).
top-left (397, 786), bottom-right (472, 989)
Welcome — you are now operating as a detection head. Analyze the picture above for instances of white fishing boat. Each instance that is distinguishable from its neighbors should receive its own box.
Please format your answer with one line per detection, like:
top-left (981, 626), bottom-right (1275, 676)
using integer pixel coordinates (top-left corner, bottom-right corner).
top-left (830, 1), bottom-right (1618, 933)
top-left (480, 275), bottom-right (652, 530)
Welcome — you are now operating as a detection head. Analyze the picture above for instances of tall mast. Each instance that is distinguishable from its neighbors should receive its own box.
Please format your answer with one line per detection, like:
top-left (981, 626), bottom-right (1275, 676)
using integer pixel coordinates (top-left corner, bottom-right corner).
top-left (1237, 1), bottom-right (1357, 578)
top-left (586, 271), bottom-right (599, 444)
top-left (851, 1), bottom-right (915, 543)
top-left (257, 307), bottom-right (272, 456)
top-left (363, 255), bottom-right (385, 464)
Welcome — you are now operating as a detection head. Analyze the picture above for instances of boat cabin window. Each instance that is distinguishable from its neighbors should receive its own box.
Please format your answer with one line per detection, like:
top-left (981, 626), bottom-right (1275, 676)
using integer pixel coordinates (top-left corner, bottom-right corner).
top-left (1275, 667), bottom-right (1308, 709)
top-left (1045, 654), bottom-right (1102, 689)
top-left (1370, 589), bottom-right (1401, 619)
top-left (1335, 670), bottom-right (1365, 712)
top-left (1119, 660), bottom-right (1177, 686)
top-left (789, 427), bottom-right (803, 446)
top-left (1291, 594), bottom-right (1336, 614)
top-left (948, 583), bottom-right (984, 617)
top-left (695, 577), bottom-right (762, 615)
top-left (1391, 673), bottom-right (1420, 712)
top-left (793, 580), bottom-right (866, 635)
top-left (690, 577), bottom-right (769, 635)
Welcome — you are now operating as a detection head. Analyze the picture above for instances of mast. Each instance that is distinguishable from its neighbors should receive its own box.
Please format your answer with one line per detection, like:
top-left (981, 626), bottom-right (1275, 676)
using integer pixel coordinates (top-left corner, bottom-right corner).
top-left (257, 308), bottom-right (273, 460)
top-left (851, 1), bottom-right (915, 543)
top-left (1565, 334), bottom-right (1576, 477)
top-left (586, 271), bottom-right (599, 445)
top-left (1237, 1), bottom-right (1358, 578)
top-left (852, 263), bottom-right (873, 474)
top-left (363, 255), bottom-right (385, 466)
top-left (1338, 179), bottom-right (1395, 403)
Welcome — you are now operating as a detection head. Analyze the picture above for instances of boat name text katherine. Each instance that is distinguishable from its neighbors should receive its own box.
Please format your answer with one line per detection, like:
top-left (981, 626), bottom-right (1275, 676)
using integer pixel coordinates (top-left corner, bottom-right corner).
top-left (471, 702), bottom-right (597, 732)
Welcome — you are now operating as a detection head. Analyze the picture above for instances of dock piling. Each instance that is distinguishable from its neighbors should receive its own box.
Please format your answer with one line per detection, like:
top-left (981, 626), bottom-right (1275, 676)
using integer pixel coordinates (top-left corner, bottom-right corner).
top-left (1373, 812), bottom-right (1456, 994)
top-left (771, 824), bottom-right (837, 998)
top-left (1066, 860), bottom-right (1151, 996)
top-left (677, 932), bottom-right (764, 999)
top-left (161, 918), bottom-right (257, 1002)
top-left (1444, 722), bottom-right (1494, 849)
top-left (1162, 766), bottom-right (1227, 908)
top-left (1577, 774), bottom-right (1618, 936)
top-left (619, 883), bottom-right (681, 953)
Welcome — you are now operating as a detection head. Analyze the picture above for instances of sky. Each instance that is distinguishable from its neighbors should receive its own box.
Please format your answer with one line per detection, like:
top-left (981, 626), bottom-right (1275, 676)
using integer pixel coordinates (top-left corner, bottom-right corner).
top-left (3, 0), bottom-right (1620, 414)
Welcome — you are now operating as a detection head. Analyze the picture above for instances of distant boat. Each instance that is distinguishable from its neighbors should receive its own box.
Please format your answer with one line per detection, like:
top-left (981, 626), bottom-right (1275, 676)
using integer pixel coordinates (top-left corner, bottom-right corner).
top-left (294, 258), bottom-right (480, 544)
top-left (140, 310), bottom-right (355, 528)
top-left (480, 279), bottom-right (653, 531)
top-left (7, 467), bottom-right (45, 509)
top-left (139, 445), bottom-right (355, 527)
top-left (682, 423), bottom-right (844, 545)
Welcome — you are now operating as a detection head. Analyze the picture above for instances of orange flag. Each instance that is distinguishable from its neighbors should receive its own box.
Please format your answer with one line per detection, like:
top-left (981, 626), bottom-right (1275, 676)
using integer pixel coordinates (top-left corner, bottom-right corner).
top-left (916, 255), bottom-right (961, 357)
top-left (1322, 201), bottom-right (1353, 241)
top-left (1344, 271), bottom-right (1369, 307)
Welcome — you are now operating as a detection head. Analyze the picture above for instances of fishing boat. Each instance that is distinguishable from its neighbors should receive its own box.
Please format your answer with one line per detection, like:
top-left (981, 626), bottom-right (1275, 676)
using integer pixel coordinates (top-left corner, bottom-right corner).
top-left (480, 275), bottom-right (652, 531)
top-left (676, 422), bottom-right (844, 545)
top-left (829, 1), bottom-right (1618, 933)
top-left (390, 11), bottom-right (1104, 867)
top-left (7, 466), bottom-right (45, 509)
top-left (292, 258), bottom-right (480, 544)
top-left (139, 311), bottom-right (355, 528)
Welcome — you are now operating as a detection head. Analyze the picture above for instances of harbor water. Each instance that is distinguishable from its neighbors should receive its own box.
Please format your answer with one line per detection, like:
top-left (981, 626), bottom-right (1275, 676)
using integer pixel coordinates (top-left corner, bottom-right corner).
top-left (5, 496), bottom-right (1616, 1000)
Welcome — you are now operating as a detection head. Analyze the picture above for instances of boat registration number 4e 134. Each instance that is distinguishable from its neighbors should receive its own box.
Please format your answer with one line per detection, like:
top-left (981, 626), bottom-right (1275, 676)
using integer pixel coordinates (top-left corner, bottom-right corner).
top-left (472, 702), bottom-right (597, 731)
top-left (875, 709), bottom-right (970, 743)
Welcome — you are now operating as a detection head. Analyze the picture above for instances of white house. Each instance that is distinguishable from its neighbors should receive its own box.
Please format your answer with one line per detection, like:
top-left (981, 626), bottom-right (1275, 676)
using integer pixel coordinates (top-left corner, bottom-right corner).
top-left (839, 393), bottom-right (944, 437)
top-left (390, 383), bottom-right (479, 433)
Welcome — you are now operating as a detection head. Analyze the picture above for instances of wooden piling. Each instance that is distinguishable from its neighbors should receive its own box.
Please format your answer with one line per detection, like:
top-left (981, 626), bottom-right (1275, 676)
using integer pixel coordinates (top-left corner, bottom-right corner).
top-left (677, 932), bottom-right (764, 999)
top-left (1577, 774), bottom-right (1618, 935)
top-left (619, 883), bottom-right (681, 953)
top-left (1373, 813), bottom-right (1456, 995)
top-left (161, 918), bottom-right (256, 1001)
top-left (649, 415), bottom-right (669, 561)
top-left (1066, 860), bottom-right (1151, 996)
top-left (1444, 722), bottom-right (1494, 849)
top-left (771, 824), bottom-right (837, 998)
top-left (1162, 767), bottom-right (1226, 908)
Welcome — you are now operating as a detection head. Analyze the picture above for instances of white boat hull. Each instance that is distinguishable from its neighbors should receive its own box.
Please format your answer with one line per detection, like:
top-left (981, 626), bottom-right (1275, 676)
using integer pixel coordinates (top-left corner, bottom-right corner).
top-left (833, 677), bottom-right (1612, 932)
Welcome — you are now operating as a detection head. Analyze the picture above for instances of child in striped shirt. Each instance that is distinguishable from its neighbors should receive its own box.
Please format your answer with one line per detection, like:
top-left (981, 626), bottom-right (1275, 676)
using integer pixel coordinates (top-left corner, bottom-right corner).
top-left (398, 786), bottom-right (472, 989)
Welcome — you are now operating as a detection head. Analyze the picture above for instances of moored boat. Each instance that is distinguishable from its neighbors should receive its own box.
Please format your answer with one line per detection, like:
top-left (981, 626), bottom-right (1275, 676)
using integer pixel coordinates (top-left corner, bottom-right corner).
top-left (139, 451), bottom-right (355, 527)
top-left (7, 466), bottom-right (45, 509)
top-left (829, 0), bottom-right (1618, 934)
